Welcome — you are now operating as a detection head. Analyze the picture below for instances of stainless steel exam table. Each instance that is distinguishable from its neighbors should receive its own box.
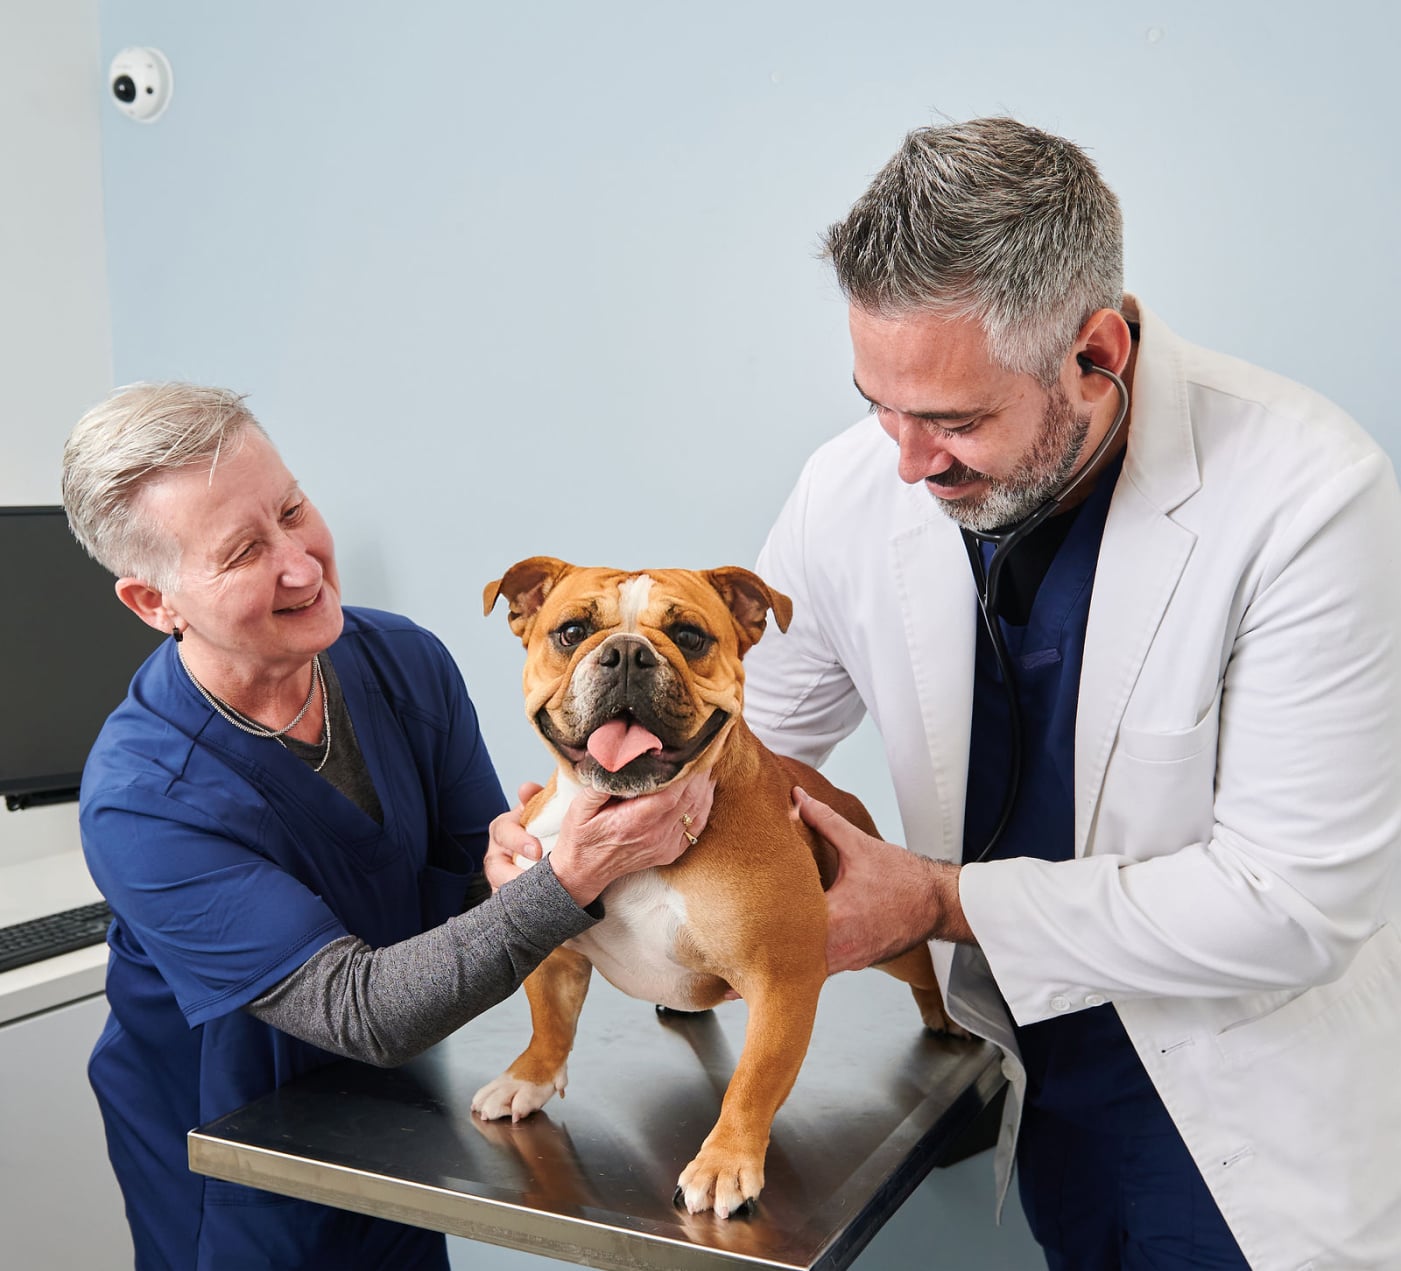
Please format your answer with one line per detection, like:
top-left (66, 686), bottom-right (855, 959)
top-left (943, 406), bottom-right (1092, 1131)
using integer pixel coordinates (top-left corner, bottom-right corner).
top-left (189, 968), bottom-right (1002, 1271)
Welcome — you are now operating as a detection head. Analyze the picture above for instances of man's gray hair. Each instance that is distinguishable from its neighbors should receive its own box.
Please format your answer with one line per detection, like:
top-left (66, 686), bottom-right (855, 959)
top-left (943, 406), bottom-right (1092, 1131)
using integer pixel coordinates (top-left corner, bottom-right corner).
top-left (61, 382), bottom-right (266, 590)
top-left (823, 117), bottom-right (1124, 385)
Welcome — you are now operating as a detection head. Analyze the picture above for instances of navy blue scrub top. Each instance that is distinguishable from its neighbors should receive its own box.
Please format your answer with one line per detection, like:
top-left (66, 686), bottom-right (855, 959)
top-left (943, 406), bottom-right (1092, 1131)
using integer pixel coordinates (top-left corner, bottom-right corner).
top-left (80, 608), bottom-right (508, 1270)
top-left (961, 456), bottom-right (1174, 1133)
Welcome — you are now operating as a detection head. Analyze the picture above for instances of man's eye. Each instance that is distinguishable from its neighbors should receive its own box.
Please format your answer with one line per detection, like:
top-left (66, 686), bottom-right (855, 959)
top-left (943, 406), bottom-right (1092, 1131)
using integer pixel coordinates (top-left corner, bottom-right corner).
top-left (554, 622), bottom-right (590, 649)
top-left (670, 626), bottom-right (712, 656)
top-left (282, 501), bottom-right (304, 521)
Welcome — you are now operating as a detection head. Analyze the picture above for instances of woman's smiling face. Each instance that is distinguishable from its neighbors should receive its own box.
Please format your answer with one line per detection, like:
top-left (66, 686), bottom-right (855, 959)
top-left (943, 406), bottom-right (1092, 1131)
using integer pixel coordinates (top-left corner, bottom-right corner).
top-left (141, 428), bottom-right (343, 681)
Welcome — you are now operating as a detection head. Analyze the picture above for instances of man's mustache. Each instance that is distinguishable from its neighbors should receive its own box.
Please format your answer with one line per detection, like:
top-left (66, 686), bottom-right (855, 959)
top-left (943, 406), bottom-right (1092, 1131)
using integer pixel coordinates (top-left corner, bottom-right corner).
top-left (925, 462), bottom-right (988, 487)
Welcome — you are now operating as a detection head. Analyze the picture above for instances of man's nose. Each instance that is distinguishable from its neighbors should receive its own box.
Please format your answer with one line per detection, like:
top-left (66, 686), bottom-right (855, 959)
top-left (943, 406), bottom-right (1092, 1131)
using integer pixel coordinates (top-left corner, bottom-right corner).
top-left (895, 417), bottom-right (955, 486)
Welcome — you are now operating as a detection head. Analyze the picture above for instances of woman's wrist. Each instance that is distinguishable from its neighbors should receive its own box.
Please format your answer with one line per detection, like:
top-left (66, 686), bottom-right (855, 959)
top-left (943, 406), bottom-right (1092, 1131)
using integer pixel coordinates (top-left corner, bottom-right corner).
top-left (545, 843), bottom-right (605, 909)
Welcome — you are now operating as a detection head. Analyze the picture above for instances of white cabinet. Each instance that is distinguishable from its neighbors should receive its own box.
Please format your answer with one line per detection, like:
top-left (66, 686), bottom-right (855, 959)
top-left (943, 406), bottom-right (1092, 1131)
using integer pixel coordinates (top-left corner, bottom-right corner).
top-left (0, 993), bottom-right (133, 1269)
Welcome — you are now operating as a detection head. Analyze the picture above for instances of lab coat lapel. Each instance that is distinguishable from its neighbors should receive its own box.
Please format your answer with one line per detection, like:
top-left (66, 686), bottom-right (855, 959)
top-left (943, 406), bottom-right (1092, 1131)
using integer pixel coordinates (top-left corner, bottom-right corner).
top-left (890, 506), bottom-right (978, 863)
top-left (1074, 301), bottom-right (1200, 856)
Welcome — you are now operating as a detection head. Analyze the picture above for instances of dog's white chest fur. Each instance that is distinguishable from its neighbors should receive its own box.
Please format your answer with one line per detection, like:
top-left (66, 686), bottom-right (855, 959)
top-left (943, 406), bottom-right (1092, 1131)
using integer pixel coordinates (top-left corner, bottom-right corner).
top-left (523, 780), bottom-right (705, 1009)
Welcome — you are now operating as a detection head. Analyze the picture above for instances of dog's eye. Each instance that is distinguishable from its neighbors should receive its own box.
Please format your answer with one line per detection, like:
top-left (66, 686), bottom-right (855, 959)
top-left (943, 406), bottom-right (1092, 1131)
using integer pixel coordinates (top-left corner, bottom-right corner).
top-left (554, 621), bottom-right (590, 649)
top-left (670, 625), bottom-right (712, 656)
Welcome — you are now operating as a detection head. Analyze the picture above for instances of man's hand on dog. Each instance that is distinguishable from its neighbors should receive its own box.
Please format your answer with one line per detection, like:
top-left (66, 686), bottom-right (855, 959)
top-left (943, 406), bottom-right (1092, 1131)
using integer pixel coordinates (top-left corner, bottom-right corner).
top-left (486, 773), bottom-right (715, 907)
top-left (792, 786), bottom-right (974, 970)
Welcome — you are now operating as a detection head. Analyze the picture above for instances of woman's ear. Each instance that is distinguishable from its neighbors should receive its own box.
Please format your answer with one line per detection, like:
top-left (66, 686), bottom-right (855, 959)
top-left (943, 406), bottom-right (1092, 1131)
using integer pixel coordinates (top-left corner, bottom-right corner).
top-left (114, 577), bottom-right (177, 636)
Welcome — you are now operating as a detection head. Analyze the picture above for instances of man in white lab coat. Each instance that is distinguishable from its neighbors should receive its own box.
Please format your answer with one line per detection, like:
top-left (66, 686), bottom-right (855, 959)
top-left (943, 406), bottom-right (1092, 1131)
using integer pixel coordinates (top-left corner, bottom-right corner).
top-left (742, 116), bottom-right (1401, 1269)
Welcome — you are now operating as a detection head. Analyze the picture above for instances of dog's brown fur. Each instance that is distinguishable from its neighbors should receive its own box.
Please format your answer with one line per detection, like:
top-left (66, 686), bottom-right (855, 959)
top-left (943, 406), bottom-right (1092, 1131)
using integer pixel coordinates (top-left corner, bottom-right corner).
top-left (471, 557), bottom-right (958, 1218)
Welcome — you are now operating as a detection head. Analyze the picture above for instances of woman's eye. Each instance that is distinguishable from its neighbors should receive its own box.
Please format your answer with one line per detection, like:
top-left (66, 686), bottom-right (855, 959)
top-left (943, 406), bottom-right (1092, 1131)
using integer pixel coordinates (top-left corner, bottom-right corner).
top-left (555, 622), bottom-right (589, 649)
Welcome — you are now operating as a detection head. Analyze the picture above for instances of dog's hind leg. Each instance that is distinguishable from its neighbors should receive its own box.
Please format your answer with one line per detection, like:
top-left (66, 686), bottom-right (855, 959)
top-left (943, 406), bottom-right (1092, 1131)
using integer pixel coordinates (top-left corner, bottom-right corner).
top-left (471, 946), bottom-right (593, 1122)
top-left (875, 943), bottom-right (968, 1037)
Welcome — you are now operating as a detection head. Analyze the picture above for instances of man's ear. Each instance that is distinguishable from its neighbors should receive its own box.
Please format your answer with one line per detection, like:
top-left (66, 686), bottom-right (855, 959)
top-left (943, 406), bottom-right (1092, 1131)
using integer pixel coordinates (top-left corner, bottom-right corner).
top-left (702, 567), bottom-right (793, 656)
top-left (1068, 307), bottom-right (1134, 406)
top-left (484, 556), bottom-right (574, 644)
top-left (114, 577), bottom-right (177, 637)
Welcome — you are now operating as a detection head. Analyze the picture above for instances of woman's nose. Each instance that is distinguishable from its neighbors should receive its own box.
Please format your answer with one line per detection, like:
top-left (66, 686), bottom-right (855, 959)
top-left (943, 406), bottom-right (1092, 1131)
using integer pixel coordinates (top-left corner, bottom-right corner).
top-left (275, 532), bottom-right (322, 584)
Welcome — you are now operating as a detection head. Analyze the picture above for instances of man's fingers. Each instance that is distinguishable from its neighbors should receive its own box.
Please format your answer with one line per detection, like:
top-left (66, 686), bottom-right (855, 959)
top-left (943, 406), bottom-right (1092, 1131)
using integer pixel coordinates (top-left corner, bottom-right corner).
top-left (516, 781), bottom-right (544, 806)
top-left (793, 786), bottom-right (847, 838)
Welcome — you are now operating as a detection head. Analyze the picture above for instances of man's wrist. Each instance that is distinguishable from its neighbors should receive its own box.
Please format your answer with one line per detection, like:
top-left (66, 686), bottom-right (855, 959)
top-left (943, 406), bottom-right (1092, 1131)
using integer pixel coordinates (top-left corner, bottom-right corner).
top-left (925, 859), bottom-right (975, 945)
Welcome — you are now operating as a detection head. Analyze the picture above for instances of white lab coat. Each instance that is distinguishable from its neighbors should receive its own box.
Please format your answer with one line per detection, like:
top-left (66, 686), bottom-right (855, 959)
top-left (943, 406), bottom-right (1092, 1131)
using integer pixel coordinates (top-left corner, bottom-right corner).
top-left (743, 299), bottom-right (1401, 1269)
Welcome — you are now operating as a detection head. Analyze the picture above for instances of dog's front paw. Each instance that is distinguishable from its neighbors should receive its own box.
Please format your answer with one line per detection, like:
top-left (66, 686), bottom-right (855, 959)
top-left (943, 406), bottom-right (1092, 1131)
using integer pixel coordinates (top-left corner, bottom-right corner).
top-left (674, 1143), bottom-right (763, 1219)
top-left (470, 1068), bottom-right (564, 1122)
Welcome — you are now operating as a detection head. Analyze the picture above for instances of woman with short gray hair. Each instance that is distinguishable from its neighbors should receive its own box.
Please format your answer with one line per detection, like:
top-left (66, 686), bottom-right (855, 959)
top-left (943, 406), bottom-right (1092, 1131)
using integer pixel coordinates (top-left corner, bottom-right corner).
top-left (66, 382), bottom-right (710, 1271)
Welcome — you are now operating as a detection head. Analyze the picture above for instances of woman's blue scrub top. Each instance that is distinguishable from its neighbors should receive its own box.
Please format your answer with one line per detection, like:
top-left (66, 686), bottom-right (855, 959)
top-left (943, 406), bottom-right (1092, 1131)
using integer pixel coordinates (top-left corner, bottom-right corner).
top-left (80, 608), bottom-right (508, 1270)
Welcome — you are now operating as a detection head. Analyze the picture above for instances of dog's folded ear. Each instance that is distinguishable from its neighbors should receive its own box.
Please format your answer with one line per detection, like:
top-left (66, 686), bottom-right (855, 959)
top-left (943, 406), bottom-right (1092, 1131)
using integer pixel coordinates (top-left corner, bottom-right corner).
top-left (703, 567), bottom-right (793, 655)
top-left (484, 556), bottom-right (573, 642)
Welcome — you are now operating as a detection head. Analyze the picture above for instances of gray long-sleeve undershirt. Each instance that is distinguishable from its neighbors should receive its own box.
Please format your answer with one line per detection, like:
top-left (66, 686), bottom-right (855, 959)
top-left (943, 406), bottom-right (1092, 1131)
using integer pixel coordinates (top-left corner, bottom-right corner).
top-left (246, 860), bottom-right (597, 1067)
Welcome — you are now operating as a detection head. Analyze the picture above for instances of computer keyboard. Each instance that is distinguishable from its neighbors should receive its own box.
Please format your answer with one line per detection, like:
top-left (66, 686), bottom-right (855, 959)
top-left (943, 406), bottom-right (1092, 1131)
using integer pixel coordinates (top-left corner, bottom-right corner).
top-left (0, 900), bottom-right (113, 974)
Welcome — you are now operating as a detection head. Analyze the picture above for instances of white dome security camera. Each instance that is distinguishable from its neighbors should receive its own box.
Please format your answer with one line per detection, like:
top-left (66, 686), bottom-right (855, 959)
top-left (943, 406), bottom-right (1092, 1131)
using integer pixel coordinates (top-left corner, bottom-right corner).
top-left (109, 47), bottom-right (173, 122)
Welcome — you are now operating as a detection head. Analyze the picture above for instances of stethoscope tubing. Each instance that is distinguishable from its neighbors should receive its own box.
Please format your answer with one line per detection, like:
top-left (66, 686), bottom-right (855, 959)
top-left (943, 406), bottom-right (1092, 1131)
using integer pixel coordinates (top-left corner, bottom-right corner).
top-left (962, 363), bottom-right (1130, 863)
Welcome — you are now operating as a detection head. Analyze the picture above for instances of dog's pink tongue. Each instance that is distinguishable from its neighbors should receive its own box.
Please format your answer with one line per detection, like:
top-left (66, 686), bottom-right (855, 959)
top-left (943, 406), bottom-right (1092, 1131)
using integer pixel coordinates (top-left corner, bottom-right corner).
top-left (587, 718), bottom-right (663, 772)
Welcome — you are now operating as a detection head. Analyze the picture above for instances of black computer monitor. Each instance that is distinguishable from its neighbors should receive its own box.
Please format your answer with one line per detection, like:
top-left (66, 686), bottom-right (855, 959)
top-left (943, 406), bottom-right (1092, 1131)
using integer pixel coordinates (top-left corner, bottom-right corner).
top-left (0, 506), bottom-right (164, 809)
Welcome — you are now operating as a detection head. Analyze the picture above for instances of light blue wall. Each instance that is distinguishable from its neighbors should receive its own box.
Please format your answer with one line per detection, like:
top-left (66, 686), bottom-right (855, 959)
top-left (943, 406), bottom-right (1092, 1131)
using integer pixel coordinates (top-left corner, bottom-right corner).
top-left (96, 1), bottom-right (1401, 800)
top-left (96, 3), bottom-right (1401, 1266)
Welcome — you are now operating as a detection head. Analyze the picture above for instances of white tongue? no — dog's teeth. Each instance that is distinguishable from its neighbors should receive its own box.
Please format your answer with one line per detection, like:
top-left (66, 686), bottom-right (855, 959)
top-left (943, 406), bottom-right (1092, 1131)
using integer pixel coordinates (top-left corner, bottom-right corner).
top-left (587, 718), bottom-right (664, 772)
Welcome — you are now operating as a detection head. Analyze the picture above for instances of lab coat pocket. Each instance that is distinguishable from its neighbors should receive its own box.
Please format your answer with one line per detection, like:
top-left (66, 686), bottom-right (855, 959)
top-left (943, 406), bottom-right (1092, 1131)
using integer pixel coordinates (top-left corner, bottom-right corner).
top-left (1213, 924), bottom-right (1400, 1067)
top-left (1116, 700), bottom-right (1219, 763)
top-left (1103, 701), bottom-right (1219, 857)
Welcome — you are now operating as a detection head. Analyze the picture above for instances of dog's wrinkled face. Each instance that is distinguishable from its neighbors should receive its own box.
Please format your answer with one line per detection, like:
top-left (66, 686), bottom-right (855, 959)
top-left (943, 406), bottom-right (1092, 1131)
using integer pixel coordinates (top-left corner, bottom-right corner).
top-left (485, 558), bottom-right (791, 796)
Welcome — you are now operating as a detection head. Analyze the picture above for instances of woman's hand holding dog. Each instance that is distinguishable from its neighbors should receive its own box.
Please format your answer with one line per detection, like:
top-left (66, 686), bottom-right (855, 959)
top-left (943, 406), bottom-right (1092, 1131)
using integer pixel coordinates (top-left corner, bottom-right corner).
top-left (485, 774), bottom-right (714, 906)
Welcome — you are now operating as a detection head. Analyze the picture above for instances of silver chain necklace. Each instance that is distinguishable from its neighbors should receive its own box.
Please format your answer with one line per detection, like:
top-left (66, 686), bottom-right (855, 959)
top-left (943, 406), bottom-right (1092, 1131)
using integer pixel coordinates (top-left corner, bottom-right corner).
top-left (177, 644), bottom-right (333, 773)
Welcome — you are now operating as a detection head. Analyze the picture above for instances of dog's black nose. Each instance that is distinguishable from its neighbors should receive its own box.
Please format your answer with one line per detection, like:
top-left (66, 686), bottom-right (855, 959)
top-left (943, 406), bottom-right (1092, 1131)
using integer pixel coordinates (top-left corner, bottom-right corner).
top-left (598, 635), bottom-right (658, 672)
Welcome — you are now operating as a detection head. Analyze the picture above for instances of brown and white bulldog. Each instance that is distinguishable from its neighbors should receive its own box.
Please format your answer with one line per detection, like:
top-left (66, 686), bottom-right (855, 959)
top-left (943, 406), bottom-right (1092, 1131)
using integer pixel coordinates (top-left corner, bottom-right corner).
top-left (471, 557), bottom-right (959, 1218)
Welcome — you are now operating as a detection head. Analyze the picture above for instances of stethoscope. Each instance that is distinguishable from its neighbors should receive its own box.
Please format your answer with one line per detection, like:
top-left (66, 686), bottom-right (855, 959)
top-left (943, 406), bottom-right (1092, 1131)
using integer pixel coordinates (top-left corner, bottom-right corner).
top-left (960, 357), bottom-right (1131, 862)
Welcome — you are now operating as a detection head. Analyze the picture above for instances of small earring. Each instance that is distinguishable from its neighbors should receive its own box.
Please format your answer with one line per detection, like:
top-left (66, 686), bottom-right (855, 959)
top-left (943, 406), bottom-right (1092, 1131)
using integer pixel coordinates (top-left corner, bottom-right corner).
top-left (172, 626), bottom-right (183, 643)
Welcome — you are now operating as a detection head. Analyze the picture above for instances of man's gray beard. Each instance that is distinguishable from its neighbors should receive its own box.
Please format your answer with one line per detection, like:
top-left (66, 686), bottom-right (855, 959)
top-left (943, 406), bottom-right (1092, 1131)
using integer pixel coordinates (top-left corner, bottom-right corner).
top-left (934, 384), bottom-right (1091, 534)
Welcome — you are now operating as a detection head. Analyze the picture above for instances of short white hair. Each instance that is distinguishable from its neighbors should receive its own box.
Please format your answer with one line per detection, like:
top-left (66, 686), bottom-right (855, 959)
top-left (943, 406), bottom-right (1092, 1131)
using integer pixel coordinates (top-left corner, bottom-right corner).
top-left (61, 382), bottom-right (266, 590)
